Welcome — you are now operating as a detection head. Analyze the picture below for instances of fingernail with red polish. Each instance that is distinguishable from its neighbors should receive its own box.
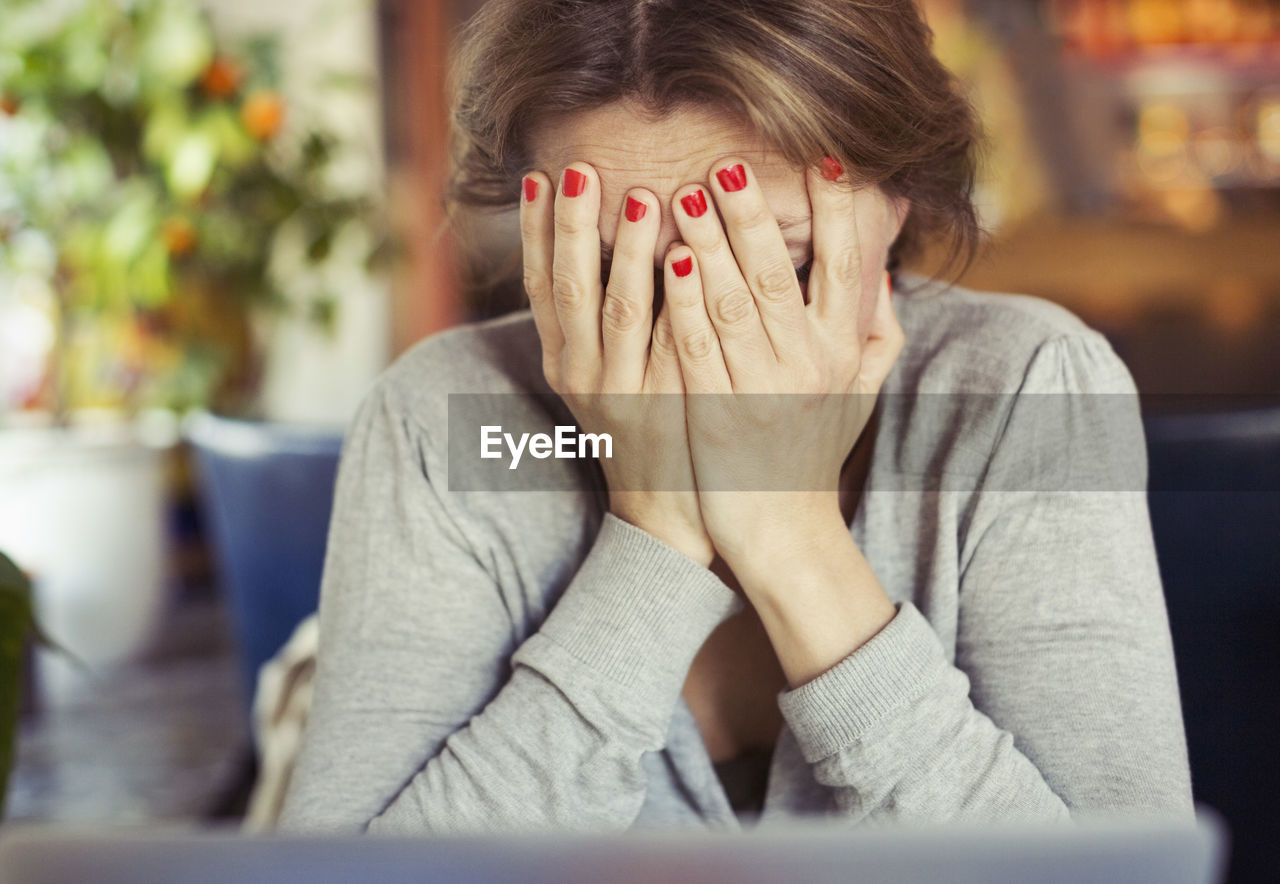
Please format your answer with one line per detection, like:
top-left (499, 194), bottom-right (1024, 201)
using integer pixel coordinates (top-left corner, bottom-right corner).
top-left (673, 256), bottom-right (693, 278)
top-left (625, 196), bottom-right (647, 222)
top-left (680, 190), bottom-right (707, 218)
top-left (820, 156), bottom-right (843, 181)
top-left (562, 168), bottom-right (587, 198)
top-left (523, 176), bottom-right (538, 202)
top-left (716, 164), bottom-right (747, 193)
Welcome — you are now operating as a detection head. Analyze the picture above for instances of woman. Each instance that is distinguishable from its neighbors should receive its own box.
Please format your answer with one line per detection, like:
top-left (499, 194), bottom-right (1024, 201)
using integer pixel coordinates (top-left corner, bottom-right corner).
top-left (279, 0), bottom-right (1192, 833)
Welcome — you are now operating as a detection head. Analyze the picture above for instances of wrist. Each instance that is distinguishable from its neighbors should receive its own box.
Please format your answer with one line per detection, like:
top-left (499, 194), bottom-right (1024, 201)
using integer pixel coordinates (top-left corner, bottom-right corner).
top-left (609, 492), bottom-right (714, 567)
top-left (728, 515), bottom-right (897, 688)
top-left (719, 497), bottom-right (849, 596)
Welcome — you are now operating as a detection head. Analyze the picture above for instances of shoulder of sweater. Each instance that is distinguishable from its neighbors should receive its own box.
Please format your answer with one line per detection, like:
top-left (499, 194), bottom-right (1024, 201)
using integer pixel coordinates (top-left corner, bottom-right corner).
top-left (891, 272), bottom-right (1119, 394)
top-left (879, 274), bottom-right (1140, 489)
top-left (364, 310), bottom-right (548, 432)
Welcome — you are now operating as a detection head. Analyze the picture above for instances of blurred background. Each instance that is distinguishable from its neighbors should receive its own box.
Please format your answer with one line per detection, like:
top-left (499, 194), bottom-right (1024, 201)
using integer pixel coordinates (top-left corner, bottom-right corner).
top-left (0, 1), bottom-right (1276, 882)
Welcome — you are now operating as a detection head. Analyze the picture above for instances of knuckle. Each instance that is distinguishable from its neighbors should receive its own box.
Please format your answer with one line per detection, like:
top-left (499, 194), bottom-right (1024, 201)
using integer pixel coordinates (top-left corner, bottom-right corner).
top-left (665, 282), bottom-right (702, 310)
top-left (754, 261), bottom-right (799, 302)
top-left (551, 268), bottom-right (591, 312)
top-left (679, 329), bottom-right (716, 362)
top-left (703, 238), bottom-right (735, 264)
top-left (735, 203), bottom-right (777, 235)
top-left (651, 318), bottom-right (676, 354)
top-left (823, 248), bottom-right (862, 287)
top-left (553, 212), bottom-right (590, 239)
top-left (523, 269), bottom-right (550, 304)
top-left (601, 287), bottom-right (644, 333)
top-left (713, 290), bottom-right (755, 326)
top-left (610, 237), bottom-right (648, 267)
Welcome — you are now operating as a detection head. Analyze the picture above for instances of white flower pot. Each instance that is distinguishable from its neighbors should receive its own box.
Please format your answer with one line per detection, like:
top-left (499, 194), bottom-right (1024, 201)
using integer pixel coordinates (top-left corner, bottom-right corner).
top-left (0, 411), bottom-right (177, 701)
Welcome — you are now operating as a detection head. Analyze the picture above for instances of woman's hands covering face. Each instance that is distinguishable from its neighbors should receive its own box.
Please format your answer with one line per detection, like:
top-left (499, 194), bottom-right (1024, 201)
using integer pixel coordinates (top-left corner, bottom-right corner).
top-left (663, 158), bottom-right (904, 580)
top-left (519, 157), bottom-right (904, 584)
top-left (520, 164), bottom-right (714, 566)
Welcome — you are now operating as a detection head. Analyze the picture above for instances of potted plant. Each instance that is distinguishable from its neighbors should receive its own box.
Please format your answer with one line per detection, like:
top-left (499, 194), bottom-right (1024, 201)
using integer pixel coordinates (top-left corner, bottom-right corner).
top-left (0, 0), bottom-right (394, 684)
top-left (1, 550), bottom-right (37, 819)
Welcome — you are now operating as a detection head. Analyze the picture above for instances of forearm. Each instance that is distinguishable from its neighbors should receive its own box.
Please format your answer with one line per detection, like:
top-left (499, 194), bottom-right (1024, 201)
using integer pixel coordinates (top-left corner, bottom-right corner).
top-left (769, 597), bottom-right (1075, 825)
top-left (732, 508), bottom-right (1071, 823)
top-left (800, 644), bottom-right (1076, 824)
top-left (735, 501), bottom-right (1190, 825)
top-left (284, 513), bottom-right (743, 834)
top-left (734, 505), bottom-right (896, 689)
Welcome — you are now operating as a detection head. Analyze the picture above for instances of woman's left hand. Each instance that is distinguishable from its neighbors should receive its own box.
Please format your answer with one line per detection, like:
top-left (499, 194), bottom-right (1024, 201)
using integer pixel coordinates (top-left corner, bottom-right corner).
top-left (663, 158), bottom-right (905, 595)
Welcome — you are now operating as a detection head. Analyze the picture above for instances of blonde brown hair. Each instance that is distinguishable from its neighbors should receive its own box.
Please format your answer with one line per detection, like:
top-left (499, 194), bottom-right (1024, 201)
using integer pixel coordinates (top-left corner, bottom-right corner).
top-left (448, 0), bottom-right (980, 275)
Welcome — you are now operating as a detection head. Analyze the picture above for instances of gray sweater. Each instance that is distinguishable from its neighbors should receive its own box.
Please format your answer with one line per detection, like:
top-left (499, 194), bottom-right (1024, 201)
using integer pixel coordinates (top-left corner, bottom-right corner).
top-left (279, 275), bottom-right (1194, 834)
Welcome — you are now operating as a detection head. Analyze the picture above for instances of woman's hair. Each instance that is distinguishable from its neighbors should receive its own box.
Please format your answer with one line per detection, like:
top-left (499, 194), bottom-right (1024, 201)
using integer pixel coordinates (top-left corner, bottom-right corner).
top-left (447, 0), bottom-right (980, 278)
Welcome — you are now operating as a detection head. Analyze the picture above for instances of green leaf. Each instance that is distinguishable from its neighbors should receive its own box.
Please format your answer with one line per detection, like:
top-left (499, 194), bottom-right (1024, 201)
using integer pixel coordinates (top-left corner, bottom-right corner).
top-left (305, 227), bottom-right (332, 263)
top-left (0, 551), bottom-right (29, 597)
top-left (166, 131), bottom-right (217, 199)
top-left (131, 238), bottom-right (172, 308)
top-left (139, 1), bottom-right (212, 89)
top-left (241, 34), bottom-right (281, 88)
top-left (299, 131), bottom-right (331, 171)
top-left (198, 106), bottom-right (256, 170)
top-left (102, 188), bottom-right (158, 264)
top-left (317, 69), bottom-right (374, 93)
top-left (141, 99), bottom-right (188, 165)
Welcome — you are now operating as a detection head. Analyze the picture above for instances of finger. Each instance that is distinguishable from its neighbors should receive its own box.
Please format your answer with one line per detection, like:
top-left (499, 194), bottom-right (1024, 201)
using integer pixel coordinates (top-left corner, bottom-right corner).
top-left (645, 296), bottom-right (684, 395)
top-left (662, 245), bottom-right (731, 395)
top-left (518, 171), bottom-right (563, 383)
top-left (805, 157), bottom-right (862, 336)
top-left (552, 162), bottom-right (604, 385)
top-left (672, 182), bottom-right (775, 384)
top-left (601, 188), bottom-right (660, 392)
top-left (856, 271), bottom-right (905, 390)
top-left (705, 158), bottom-right (808, 356)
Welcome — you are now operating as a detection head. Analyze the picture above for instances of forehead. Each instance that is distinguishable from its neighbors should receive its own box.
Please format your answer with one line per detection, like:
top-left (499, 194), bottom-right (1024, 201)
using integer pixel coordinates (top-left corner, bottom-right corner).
top-left (529, 101), bottom-right (811, 254)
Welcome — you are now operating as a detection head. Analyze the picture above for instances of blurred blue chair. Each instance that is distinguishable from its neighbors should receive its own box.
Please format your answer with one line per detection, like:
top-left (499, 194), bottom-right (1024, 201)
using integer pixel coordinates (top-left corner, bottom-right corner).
top-left (1144, 405), bottom-right (1280, 884)
top-left (185, 414), bottom-right (344, 720)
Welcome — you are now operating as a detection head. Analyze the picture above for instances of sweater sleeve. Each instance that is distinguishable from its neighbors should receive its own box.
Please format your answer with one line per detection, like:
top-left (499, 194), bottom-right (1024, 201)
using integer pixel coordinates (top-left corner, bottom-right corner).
top-left (775, 333), bottom-right (1194, 823)
top-left (278, 382), bottom-right (743, 834)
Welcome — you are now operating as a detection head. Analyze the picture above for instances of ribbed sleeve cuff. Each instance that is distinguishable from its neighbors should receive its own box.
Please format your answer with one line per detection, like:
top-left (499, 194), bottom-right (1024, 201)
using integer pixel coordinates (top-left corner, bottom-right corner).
top-left (525, 513), bottom-right (744, 712)
top-left (776, 601), bottom-right (948, 763)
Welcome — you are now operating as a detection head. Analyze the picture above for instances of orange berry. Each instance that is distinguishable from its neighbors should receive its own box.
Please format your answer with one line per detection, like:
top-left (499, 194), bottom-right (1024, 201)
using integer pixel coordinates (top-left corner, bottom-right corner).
top-left (200, 56), bottom-right (242, 99)
top-left (241, 90), bottom-right (284, 140)
top-left (0, 94), bottom-right (19, 116)
top-left (161, 217), bottom-right (197, 256)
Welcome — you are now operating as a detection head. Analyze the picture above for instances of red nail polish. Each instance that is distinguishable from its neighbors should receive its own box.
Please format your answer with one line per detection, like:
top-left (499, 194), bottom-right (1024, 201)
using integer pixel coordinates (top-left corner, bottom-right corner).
top-left (680, 190), bottom-right (707, 218)
top-left (673, 256), bottom-right (693, 278)
top-left (820, 156), bottom-right (843, 181)
top-left (625, 196), bottom-right (647, 222)
top-left (562, 168), bottom-right (587, 198)
top-left (523, 176), bottom-right (538, 202)
top-left (716, 164), bottom-right (747, 193)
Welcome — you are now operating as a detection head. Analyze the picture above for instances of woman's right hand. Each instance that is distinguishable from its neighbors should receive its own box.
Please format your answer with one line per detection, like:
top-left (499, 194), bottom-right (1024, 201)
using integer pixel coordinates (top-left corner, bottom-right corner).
top-left (520, 162), bottom-right (714, 566)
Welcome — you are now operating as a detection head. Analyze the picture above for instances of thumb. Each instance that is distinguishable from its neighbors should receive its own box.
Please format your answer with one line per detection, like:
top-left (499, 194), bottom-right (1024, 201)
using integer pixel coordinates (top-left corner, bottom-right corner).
top-left (857, 271), bottom-right (904, 389)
